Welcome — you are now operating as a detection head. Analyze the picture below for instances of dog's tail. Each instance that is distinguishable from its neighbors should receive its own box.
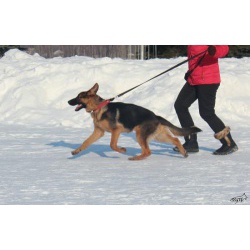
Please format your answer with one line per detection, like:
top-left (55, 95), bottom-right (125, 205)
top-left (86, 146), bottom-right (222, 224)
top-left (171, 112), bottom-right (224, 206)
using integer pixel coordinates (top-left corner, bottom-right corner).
top-left (157, 116), bottom-right (202, 136)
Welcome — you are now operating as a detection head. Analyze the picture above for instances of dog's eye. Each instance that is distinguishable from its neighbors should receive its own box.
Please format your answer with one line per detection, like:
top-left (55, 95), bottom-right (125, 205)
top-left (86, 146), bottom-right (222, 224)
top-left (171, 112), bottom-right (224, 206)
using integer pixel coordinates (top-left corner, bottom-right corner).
top-left (78, 93), bottom-right (87, 99)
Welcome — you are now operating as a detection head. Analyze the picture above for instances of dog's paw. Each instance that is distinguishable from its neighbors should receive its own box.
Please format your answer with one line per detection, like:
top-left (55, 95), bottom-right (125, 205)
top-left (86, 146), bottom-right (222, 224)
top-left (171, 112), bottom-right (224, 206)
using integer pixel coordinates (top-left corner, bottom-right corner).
top-left (128, 156), bottom-right (138, 161)
top-left (111, 146), bottom-right (127, 153)
top-left (71, 149), bottom-right (80, 155)
top-left (128, 154), bottom-right (149, 160)
top-left (119, 147), bottom-right (127, 153)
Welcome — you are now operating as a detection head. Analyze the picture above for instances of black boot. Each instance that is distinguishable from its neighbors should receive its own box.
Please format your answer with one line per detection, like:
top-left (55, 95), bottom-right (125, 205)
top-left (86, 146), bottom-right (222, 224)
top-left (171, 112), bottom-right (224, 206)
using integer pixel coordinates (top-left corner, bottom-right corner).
top-left (213, 133), bottom-right (238, 155)
top-left (173, 134), bottom-right (199, 153)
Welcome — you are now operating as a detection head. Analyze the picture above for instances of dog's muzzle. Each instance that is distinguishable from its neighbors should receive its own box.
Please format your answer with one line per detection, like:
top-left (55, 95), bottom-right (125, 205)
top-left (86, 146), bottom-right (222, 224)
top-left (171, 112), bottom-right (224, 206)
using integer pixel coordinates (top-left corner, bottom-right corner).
top-left (68, 97), bottom-right (78, 106)
top-left (68, 97), bottom-right (86, 112)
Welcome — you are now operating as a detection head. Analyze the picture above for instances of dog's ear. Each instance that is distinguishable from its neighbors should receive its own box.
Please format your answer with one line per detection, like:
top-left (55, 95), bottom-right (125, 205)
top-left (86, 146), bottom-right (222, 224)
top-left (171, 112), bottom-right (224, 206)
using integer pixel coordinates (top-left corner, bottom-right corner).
top-left (89, 83), bottom-right (99, 95)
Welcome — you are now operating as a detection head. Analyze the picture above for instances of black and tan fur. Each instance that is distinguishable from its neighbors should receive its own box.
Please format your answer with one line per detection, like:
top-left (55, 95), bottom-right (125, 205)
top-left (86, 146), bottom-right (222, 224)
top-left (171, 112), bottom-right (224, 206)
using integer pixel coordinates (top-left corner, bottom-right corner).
top-left (68, 83), bottom-right (202, 160)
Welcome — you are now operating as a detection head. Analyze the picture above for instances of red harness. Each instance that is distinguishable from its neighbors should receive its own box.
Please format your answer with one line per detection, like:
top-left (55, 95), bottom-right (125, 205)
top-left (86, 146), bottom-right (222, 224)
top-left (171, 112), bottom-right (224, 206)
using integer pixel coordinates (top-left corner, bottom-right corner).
top-left (93, 99), bottom-right (110, 112)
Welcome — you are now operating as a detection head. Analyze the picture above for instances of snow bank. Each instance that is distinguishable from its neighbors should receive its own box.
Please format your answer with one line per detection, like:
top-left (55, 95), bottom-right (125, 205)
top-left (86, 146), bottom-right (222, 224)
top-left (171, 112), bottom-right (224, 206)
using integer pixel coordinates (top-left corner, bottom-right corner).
top-left (0, 49), bottom-right (250, 128)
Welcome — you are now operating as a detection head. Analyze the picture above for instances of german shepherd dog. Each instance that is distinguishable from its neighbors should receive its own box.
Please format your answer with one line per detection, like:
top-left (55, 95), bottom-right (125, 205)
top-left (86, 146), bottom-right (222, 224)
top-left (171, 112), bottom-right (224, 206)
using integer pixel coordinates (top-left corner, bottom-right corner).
top-left (68, 83), bottom-right (202, 160)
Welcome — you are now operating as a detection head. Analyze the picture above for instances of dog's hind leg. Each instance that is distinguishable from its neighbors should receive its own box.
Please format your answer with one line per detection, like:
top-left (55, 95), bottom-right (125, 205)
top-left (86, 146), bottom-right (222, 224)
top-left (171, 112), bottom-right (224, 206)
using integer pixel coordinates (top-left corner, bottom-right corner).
top-left (110, 128), bottom-right (126, 153)
top-left (168, 137), bottom-right (188, 158)
top-left (154, 125), bottom-right (188, 158)
top-left (71, 127), bottom-right (104, 155)
top-left (129, 126), bottom-right (151, 160)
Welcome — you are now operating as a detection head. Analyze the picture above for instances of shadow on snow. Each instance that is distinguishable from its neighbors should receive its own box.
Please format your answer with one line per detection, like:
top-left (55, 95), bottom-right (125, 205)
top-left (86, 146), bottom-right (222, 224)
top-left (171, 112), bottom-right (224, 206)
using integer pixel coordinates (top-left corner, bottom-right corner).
top-left (47, 133), bottom-right (214, 159)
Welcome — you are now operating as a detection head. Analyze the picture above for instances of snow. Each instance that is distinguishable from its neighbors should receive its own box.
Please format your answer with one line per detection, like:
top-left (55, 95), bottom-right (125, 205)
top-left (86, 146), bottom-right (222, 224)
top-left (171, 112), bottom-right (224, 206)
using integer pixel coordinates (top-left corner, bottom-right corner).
top-left (0, 49), bottom-right (250, 248)
top-left (1, 48), bottom-right (250, 205)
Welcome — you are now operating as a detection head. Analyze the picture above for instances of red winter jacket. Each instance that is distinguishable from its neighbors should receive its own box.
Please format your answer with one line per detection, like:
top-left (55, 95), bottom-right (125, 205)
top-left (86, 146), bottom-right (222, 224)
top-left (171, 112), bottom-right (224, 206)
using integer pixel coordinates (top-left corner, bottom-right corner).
top-left (186, 45), bottom-right (229, 85)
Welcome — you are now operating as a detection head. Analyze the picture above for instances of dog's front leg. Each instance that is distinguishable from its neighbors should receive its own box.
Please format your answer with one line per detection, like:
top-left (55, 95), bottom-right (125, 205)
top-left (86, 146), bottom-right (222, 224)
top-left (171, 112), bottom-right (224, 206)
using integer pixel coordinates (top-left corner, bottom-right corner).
top-left (72, 127), bottom-right (104, 155)
top-left (110, 128), bottom-right (126, 153)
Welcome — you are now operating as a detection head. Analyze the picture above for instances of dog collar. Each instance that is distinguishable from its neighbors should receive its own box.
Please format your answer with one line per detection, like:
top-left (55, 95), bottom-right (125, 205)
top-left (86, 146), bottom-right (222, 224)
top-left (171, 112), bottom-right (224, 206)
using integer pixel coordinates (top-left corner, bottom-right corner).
top-left (93, 99), bottom-right (110, 112)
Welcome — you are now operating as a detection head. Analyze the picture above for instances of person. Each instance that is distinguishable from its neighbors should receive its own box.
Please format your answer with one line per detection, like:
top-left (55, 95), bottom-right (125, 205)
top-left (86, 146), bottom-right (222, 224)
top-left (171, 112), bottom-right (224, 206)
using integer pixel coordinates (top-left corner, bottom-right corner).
top-left (173, 45), bottom-right (238, 155)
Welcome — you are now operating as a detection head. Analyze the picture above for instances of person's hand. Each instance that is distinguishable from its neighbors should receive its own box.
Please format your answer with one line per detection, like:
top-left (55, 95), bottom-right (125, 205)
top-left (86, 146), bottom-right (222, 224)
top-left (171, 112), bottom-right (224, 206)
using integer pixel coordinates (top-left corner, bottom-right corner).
top-left (208, 45), bottom-right (216, 56)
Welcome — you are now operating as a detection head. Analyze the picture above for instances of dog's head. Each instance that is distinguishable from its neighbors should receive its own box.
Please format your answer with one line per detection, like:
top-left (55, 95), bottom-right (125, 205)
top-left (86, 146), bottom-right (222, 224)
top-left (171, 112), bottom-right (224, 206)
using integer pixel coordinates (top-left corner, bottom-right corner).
top-left (68, 83), bottom-right (101, 112)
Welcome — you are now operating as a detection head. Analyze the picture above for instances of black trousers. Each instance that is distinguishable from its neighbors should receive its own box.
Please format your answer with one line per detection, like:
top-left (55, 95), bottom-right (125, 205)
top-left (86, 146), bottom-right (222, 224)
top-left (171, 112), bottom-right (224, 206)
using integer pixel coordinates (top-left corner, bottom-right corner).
top-left (174, 82), bottom-right (226, 134)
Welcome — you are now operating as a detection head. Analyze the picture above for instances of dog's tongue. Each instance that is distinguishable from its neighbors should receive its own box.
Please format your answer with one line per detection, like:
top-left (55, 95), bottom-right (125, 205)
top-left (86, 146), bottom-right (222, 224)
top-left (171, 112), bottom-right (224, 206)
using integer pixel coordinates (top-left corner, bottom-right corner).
top-left (75, 104), bottom-right (82, 111)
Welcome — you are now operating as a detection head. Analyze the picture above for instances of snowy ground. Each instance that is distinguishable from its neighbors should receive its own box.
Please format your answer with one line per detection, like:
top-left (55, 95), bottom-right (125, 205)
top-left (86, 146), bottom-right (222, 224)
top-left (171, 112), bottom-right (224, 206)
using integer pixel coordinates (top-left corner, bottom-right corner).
top-left (0, 49), bottom-right (250, 205)
top-left (1, 124), bottom-right (250, 205)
